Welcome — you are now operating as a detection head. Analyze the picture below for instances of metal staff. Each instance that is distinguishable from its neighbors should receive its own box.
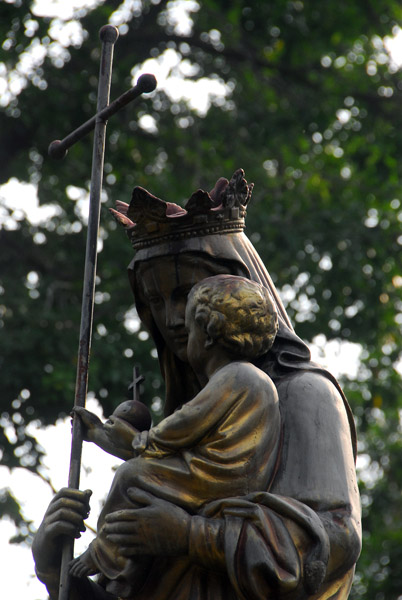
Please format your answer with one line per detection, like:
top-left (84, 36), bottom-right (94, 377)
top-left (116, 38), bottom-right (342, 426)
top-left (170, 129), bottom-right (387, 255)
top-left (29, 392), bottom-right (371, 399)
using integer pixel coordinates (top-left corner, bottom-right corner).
top-left (57, 23), bottom-right (117, 600)
top-left (53, 25), bottom-right (156, 600)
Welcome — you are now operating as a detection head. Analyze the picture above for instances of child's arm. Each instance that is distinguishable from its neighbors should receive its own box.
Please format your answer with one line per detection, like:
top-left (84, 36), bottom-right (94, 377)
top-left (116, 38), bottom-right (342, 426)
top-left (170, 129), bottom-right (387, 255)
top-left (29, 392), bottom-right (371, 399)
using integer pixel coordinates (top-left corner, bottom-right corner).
top-left (145, 364), bottom-right (252, 456)
top-left (73, 407), bottom-right (138, 461)
top-left (145, 380), bottom-right (220, 455)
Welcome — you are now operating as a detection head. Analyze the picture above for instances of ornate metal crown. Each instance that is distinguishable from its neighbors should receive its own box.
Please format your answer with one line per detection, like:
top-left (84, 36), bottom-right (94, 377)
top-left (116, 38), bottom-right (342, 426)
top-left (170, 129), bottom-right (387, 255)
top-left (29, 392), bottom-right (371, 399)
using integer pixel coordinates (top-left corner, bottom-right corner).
top-left (123, 169), bottom-right (253, 250)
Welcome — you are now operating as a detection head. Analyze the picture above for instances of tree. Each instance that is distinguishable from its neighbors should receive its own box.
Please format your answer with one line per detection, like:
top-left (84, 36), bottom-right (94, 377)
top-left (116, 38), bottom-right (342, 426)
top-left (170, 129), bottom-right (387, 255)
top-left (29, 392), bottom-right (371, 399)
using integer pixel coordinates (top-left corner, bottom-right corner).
top-left (1, 1), bottom-right (401, 597)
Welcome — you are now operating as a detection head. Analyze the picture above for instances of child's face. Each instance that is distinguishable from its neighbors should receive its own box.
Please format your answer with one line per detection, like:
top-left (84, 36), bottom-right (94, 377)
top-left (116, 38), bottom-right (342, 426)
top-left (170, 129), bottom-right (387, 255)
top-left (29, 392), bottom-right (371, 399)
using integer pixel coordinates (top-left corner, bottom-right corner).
top-left (184, 296), bottom-right (209, 374)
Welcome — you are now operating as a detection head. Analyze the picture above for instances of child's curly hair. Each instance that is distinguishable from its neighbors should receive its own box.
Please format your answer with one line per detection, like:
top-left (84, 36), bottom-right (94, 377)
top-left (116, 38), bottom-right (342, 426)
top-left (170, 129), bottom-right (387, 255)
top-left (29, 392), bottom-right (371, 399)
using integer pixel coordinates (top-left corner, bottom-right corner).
top-left (188, 275), bottom-right (278, 359)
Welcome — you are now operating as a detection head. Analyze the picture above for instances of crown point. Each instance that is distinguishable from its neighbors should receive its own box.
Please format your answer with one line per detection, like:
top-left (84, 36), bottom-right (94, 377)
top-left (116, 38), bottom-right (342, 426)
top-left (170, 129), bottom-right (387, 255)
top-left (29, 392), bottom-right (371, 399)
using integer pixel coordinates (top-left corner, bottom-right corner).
top-left (126, 169), bottom-right (251, 250)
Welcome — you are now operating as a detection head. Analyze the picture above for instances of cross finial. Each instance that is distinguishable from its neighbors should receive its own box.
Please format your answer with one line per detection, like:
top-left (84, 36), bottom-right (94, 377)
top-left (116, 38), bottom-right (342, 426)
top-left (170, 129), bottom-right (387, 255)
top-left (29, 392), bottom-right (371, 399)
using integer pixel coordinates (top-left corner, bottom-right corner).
top-left (128, 366), bottom-right (145, 402)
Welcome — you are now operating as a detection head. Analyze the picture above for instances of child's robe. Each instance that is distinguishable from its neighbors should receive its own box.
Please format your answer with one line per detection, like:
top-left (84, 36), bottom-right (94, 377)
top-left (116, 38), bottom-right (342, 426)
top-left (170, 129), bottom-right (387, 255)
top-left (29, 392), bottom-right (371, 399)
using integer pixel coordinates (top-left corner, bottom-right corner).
top-left (87, 361), bottom-right (281, 597)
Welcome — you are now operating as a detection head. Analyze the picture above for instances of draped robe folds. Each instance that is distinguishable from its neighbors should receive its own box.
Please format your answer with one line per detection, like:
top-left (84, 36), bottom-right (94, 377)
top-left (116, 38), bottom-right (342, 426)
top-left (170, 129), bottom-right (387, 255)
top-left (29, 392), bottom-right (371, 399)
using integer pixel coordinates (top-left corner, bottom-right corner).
top-left (87, 362), bottom-right (281, 598)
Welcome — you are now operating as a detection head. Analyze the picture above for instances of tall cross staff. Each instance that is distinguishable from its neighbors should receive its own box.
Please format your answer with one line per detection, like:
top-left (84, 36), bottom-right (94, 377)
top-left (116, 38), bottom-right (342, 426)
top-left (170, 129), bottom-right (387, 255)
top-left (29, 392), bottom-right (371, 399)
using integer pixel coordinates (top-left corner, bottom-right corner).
top-left (49, 25), bottom-right (156, 600)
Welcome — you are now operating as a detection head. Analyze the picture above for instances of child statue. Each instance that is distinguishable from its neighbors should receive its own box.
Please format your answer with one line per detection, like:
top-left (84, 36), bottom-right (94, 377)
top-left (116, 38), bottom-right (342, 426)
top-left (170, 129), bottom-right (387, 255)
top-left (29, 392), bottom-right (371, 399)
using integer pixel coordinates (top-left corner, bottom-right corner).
top-left (70, 274), bottom-right (281, 597)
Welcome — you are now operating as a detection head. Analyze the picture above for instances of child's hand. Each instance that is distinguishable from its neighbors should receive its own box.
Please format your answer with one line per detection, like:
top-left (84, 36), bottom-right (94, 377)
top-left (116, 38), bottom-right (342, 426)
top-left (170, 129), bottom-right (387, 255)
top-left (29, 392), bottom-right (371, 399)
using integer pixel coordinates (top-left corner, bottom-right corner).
top-left (71, 406), bottom-right (103, 442)
top-left (104, 415), bottom-right (139, 450)
top-left (72, 407), bottom-right (139, 461)
top-left (132, 430), bottom-right (149, 455)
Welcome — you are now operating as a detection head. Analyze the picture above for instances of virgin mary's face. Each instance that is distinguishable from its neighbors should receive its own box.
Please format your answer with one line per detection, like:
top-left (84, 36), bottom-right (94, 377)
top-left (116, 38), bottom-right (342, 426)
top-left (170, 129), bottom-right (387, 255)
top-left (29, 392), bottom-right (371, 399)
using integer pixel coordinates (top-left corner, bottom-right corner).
top-left (137, 255), bottom-right (222, 362)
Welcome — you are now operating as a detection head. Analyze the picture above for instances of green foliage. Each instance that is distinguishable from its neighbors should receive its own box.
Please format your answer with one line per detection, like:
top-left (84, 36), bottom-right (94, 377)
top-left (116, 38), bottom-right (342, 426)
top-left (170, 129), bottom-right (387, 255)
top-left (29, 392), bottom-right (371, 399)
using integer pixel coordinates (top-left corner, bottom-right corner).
top-left (0, 1), bottom-right (401, 597)
top-left (0, 487), bottom-right (34, 543)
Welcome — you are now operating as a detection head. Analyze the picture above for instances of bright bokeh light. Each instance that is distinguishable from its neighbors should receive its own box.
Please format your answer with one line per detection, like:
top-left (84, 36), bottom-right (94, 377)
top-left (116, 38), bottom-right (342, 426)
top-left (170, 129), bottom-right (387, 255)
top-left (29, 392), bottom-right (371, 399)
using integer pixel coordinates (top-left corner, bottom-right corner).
top-left (131, 49), bottom-right (230, 116)
top-left (309, 335), bottom-right (362, 379)
top-left (33, 0), bottom-right (101, 19)
top-left (0, 178), bottom-right (61, 229)
top-left (385, 26), bottom-right (402, 66)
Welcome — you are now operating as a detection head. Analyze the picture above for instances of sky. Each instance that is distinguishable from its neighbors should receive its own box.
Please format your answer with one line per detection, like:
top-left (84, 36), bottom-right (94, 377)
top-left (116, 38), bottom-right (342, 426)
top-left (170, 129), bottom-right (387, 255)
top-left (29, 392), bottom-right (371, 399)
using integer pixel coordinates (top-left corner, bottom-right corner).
top-left (1, 1), bottom-right (402, 598)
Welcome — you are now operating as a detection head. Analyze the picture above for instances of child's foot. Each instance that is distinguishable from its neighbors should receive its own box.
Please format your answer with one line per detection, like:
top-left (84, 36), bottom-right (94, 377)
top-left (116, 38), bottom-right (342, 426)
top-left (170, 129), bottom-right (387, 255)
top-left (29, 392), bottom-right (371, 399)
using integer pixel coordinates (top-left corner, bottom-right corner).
top-left (69, 549), bottom-right (99, 578)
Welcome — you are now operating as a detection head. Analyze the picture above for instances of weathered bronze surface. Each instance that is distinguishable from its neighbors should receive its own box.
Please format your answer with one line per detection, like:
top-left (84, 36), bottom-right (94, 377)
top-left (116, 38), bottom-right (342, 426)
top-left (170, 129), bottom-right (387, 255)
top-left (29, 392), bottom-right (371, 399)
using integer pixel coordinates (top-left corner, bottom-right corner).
top-left (32, 170), bottom-right (361, 600)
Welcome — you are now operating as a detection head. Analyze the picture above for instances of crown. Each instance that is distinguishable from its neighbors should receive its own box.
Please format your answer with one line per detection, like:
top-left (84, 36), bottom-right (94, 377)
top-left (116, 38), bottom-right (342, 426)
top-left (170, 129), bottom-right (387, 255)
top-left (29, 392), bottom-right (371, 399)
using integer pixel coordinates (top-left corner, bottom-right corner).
top-left (120, 169), bottom-right (253, 250)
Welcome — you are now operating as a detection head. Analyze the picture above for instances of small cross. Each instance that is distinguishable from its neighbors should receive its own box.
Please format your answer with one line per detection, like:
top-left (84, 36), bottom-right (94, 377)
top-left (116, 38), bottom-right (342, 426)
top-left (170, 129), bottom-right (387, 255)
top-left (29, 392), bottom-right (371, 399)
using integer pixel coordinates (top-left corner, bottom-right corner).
top-left (128, 366), bottom-right (145, 402)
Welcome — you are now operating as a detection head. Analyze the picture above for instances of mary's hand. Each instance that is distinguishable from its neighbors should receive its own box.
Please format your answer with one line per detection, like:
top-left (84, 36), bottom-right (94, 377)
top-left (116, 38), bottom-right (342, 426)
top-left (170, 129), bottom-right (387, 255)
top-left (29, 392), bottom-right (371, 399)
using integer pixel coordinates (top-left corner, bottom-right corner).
top-left (102, 488), bottom-right (191, 557)
top-left (32, 488), bottom-right (92, 574)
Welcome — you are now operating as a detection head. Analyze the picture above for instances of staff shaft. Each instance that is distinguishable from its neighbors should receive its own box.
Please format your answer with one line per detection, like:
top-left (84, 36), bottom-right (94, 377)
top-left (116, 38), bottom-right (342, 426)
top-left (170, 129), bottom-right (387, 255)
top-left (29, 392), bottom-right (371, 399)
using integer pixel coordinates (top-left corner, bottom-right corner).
top-left (58, 24), bottom-right (118, 600)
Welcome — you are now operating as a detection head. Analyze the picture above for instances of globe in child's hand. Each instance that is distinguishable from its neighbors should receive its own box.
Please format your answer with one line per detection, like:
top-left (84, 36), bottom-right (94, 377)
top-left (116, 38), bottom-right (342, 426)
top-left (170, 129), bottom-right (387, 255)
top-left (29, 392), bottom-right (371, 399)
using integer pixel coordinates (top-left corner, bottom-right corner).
top-left (112, 400), bottom-right (152, 432)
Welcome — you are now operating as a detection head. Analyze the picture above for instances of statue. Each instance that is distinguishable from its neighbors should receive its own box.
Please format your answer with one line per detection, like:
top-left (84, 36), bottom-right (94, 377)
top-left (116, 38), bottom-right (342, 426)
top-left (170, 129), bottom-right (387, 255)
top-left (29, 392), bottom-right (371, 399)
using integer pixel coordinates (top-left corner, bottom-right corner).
top-left (32, 169), bottom-right (361, 600)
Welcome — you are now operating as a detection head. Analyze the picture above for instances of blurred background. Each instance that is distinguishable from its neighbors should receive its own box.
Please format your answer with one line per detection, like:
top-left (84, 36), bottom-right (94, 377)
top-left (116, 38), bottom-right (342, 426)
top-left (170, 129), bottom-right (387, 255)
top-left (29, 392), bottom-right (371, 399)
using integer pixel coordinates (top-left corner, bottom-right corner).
top-left (1, 1), bottom-right (402, 598)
